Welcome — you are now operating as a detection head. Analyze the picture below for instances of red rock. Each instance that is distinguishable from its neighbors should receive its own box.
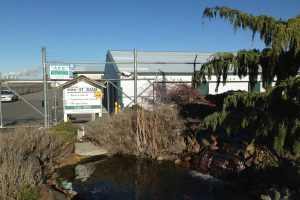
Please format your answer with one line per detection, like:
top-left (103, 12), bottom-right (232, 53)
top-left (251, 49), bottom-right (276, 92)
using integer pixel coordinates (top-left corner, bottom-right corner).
top-left (174, 159), bottom-right (181, 165)
top-left (39, 184), bottom-right (68, 200)
top-left (183, 155), bottom-right (191, 162)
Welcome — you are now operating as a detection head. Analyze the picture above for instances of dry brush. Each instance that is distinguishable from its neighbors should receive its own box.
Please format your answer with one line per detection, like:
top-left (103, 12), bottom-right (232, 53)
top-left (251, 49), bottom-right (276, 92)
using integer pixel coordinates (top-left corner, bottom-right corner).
top-left (0, 128), bottom-right (63, 200)
top-left (86, 105), bottom-right (186, 159)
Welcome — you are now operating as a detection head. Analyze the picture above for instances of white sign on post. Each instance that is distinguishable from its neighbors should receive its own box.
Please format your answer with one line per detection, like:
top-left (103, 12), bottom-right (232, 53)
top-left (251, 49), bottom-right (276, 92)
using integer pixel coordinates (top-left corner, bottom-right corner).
top-left (63, 81), bottom-right (103, 114)
top-left (50, 65), bottom-right (71, 80)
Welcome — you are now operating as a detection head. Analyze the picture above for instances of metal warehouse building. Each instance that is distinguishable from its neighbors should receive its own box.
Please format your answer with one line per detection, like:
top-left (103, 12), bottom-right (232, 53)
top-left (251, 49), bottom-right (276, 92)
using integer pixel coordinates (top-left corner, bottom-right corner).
top-left (72, 64), bottom-right (105, 80)
top-left (103, 50), bottom-right (265, 112)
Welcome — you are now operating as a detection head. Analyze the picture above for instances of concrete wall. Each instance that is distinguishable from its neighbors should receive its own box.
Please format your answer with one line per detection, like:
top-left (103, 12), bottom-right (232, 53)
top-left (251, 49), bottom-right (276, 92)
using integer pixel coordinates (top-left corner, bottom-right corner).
top-left (1, 83), bottom-right (44, 95)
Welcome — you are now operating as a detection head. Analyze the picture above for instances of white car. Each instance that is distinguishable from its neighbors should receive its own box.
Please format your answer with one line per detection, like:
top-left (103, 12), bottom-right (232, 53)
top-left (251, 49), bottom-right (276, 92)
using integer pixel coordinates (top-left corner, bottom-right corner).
top-left (1, 90), bottom-right (18, 102)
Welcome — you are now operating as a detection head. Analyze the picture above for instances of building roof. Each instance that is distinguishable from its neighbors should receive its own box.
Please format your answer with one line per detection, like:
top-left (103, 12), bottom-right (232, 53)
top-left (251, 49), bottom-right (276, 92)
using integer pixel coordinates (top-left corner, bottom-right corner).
top-left (107, 50), bottom-right (214, 74)
top-left (73, 63), bottom-right (105, 73)
top-left (59, 75), bottom-right (106, 89)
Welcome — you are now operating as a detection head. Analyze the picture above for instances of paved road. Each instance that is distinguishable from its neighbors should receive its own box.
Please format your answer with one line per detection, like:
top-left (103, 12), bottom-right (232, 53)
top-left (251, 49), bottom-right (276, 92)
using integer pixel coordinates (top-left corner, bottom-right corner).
top-left (1, 88), bottom-right (64, 127)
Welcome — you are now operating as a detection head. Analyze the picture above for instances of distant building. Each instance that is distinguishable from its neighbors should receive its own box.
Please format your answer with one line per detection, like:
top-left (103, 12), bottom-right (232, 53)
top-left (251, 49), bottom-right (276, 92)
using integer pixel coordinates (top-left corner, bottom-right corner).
top-left (47, 50), bottom-right (300, 113)
top-left (1, 72), bottom-right (18, 80)
top-left (72, 64), bottom-right (105, 80)
top-left (103, 50), bottom-right (264, 112)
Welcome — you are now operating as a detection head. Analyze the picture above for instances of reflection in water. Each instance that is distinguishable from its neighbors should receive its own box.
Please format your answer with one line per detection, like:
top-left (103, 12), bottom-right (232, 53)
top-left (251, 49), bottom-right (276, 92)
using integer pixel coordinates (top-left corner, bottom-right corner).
top-left (188, 171), bottom-right (225, 185)
top-left (58, 155), bottom-right (244, 200)
top-left (75, 164), bottom-right (96, 182)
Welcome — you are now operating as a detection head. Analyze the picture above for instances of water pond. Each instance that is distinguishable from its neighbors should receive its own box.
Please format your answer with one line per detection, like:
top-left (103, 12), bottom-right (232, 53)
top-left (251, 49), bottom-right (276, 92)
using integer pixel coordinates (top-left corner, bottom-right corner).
top-left (57, 155), bottom-right (250, 200)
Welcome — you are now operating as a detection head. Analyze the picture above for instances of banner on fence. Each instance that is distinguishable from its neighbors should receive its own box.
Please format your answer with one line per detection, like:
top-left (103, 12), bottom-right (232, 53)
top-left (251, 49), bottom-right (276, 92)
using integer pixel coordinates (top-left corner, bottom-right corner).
top-left (50, 65), bottom-right (72, 80)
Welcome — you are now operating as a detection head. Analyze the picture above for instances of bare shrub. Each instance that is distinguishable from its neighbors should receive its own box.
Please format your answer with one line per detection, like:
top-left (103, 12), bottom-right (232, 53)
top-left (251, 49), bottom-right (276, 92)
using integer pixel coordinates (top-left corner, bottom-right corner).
top-left (154, 83), bottom-right (211, 106)
top-left (0, 128), bottom-right (63, 173)
top-left (0, 128), bottom-right (63, 200)
top-left (86, 109), bottom-right (136, 155)
top-left (0, 149), bottom-right (42, 200)
top-left (135, 105), bottom-right (186, 158)
top-left (86, 105), bottom-right (186, 159)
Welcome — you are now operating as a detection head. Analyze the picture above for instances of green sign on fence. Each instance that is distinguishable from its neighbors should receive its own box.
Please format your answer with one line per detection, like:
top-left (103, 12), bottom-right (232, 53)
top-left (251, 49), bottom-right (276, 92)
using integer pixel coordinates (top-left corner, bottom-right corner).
top-left (50, 65), bottom-right (71, 80)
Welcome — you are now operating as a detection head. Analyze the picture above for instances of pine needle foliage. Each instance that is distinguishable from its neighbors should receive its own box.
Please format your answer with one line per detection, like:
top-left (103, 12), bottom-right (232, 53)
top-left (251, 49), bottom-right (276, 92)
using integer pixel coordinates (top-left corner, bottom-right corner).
top-left (203, 6), bottom-right (300, 55)
top-left (201, 76), bottom-right (300, 156)
top-left (194, 52), bottom-right (236, 92)
top-left (194, 50), bottom-right (262, 91)
top-left (195, 7), bottom-right (300, 91)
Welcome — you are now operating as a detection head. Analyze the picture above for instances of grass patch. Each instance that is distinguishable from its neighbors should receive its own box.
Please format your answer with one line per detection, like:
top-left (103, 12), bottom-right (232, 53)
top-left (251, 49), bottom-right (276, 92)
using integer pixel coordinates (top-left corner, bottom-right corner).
top-left (50, 122), bottom-right (79, 143)
top-left (18, 184), bottom-right (40, 200)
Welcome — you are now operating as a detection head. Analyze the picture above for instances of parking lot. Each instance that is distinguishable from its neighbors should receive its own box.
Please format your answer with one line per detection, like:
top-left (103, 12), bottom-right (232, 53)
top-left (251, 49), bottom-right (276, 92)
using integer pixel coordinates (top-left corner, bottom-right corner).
top-left (0, 88), bottom-right (64, 128)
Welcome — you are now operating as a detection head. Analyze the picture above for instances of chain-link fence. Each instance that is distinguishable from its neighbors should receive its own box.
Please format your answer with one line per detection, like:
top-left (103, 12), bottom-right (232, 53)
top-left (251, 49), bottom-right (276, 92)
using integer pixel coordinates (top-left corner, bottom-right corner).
top-left (1, 49), bottom-right (294, 129)
top-left (0, 82), bottom-right (61, 129)
top-left (47, 51), bottom-right (263, 114)
top-left (45, 50), bottom-right (268, 116)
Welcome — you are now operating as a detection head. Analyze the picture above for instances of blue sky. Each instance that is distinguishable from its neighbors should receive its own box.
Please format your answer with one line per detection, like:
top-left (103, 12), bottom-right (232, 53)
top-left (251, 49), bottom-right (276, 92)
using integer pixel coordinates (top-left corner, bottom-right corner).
top-left (0, 0), bottom-right (299, 77)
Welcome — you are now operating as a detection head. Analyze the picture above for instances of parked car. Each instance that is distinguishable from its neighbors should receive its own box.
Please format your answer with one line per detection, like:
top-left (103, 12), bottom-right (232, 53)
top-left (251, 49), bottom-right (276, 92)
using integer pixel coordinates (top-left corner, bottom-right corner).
top-left (1, 90), bottom-right (18, 102)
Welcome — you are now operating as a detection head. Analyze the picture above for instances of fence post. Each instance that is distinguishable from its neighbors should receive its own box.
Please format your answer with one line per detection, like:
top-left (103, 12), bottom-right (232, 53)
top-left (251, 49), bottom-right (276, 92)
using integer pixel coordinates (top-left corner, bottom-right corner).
top-left (193, 54), bottom-right (198, 90)
top-left (42, 46), bottom-right (48, 128)
top-left (134, 49), bottom-right (137, 105)
top-left (107, 81), bottom-right (110, 113)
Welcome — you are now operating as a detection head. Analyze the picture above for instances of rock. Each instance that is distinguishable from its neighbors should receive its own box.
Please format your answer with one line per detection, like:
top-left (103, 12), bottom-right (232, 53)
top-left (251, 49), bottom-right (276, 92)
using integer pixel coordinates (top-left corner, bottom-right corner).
top-left (47, 177), bottom-right (59, 189)
top-left (201, 138), bottom-right (211, 147)
top-left (260, 194), bottom-right (272, 200)
top-left (269, 188), bottom-right (281, 200)
top-left (39, 184), bottom-right (68, 200)
top-left (156, 156), bottom-right (164, 161)
top-left (245, 158), bottom-right (253, 167)
top-left (183, 155), bottom-right (191, 162)
top-left (181, 161), bottom-right (190, 168)
top-left (210, 135), bottom-right (219, 150)
top-left (58, 154), bottom-right (81, 167)
top-left (27, 154), bottom-right (43, 183)
top-left (186, 143), bottom-right (193, 153)
top-left (172, 129), bottom-right (181, 136)
top-left (192, 144), bottom-right (201, 153)
top-left (61, 143), bottom-right (75, 156)
top-left (75, 164), bottom-right (96, 182)
top-left (210, 144), bottom-right (219, 151)
top-left (60, 180), bottom-right (73, 190)
top-left (251, 146), bottom-right (279, 170)
top-left (75, 142), bottom-right (108, 156)
top-left (253, 159), bottom-right (260, 165)
top-left (257, 151), bottom-right (264, 162)
top-left (191, 151), bottom-right (245, 173)
top-left (174, 159), bottom-right (181, 165)
top-left (244, 151), bottom-right (251, 159)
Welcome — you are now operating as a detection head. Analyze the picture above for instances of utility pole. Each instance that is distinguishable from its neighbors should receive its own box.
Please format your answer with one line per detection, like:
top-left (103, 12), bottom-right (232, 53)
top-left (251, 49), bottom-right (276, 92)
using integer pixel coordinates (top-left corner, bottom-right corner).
top-left (42, 46), bottom-right (48, 128)
top-left (134, 49), bottom-right (137, 105)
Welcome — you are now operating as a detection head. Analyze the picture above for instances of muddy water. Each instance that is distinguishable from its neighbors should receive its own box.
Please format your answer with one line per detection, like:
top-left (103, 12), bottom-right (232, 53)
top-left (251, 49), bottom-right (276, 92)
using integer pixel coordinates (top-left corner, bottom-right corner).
top-left (57, 155), bottom-right (247, 200)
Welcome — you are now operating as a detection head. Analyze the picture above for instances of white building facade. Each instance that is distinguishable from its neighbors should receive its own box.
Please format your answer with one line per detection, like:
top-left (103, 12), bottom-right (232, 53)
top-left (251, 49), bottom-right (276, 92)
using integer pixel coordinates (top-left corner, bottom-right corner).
top-left (103, 50), bottom-right (269, 112)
